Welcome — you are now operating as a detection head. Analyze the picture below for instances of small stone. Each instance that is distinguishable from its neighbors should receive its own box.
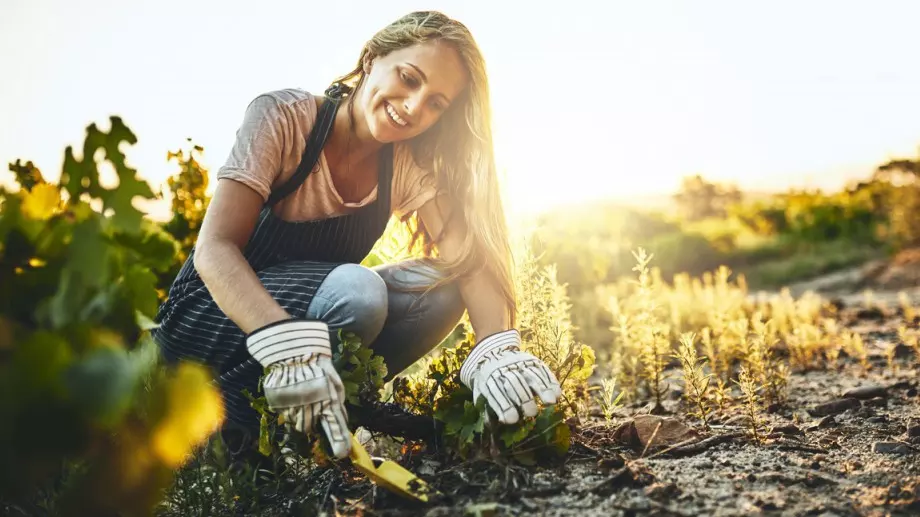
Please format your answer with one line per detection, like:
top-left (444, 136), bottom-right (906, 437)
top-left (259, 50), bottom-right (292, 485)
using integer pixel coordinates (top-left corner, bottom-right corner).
top-left (810, 460), bottom-right (821, 469)
top-left (817, 415), bottom-right (838, 428)
top-left (697, 460), bottom-right (714, 469)
top-left (809, 398), bottom-right (861, 417)
top-left (865, 397), bottom-right (888, 408)
top-left (843, 385), bottom-right (888, 400)
top-left (867, 416), bottom-right (889, 424)
top-left (746, 473), bottom-right (756, 482)
top-left (908, 388), bottom-right (918, 397)
top-left (771, 424), bottom-right (805, 436)
top-left (873, 441), bottom-right (913, 454)
top-left (907, 425), bottom-right (920, 439)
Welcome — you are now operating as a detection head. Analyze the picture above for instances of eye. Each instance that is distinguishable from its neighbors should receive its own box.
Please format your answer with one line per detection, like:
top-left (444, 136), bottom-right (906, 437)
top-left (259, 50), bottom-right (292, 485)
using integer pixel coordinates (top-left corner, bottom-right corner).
top-left (430, 100), bottom-right (445, 111)
top-left (399, 70), bottom-right (419, 87)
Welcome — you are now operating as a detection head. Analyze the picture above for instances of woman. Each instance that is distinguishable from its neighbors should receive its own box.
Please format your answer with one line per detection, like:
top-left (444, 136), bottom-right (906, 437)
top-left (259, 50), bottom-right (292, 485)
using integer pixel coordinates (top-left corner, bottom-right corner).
top-left (153, 11), bottom-right (562, 461)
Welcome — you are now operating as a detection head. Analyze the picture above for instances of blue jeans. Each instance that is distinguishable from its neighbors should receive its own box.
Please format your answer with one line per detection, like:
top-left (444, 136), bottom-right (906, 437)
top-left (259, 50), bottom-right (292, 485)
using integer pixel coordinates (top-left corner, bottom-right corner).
top-left (306, 258), bottom-right (466, 379)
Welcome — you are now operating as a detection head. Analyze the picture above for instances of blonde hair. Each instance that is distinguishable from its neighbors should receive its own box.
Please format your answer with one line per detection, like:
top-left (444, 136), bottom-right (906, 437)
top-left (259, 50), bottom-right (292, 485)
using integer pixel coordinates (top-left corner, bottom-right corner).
top-left (334, 11), bottom-right (517, 326)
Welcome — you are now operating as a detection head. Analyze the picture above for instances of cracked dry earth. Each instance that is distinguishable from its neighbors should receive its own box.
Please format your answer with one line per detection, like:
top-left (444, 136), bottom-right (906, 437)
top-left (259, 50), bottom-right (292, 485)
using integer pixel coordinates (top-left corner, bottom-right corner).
top-left (326, 296), bottom-right (920, 517)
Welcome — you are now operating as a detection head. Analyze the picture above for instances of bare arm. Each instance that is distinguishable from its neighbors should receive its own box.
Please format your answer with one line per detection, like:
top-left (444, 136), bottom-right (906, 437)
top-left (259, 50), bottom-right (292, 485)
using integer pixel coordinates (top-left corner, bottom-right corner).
top-left (193, 179), bottom-right (291, 334)
top-left (417, 194), bottom-right (511, 338)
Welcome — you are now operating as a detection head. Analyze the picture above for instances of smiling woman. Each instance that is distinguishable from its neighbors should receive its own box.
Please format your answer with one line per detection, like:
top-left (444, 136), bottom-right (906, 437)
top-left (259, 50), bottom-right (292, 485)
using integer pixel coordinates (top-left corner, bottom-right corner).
top-left (151, 10), bottom-right (563, 474)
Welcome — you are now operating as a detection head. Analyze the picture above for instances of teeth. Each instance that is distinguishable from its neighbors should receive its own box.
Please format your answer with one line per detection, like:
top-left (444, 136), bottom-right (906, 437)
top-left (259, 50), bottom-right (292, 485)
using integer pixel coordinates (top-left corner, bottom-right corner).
top-left (386, 104), bottom-right (407, 126)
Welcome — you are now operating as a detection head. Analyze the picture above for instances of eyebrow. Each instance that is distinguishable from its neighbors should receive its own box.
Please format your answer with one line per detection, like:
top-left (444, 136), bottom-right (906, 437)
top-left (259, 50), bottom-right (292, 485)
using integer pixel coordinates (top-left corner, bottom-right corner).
top-left (406, 62), bottom-right (451, 104)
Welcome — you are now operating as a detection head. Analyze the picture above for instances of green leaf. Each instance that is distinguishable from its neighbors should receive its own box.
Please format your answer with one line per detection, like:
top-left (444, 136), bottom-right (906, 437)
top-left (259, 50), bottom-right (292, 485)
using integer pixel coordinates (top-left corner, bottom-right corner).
top-left (500, 418), bottom-right (535, 448)
top-left (64, 347), bottom-right (139, 427)
top-left (69, 218), bottom-right (109, 288)
top-left (8, 159), bottom-right (45, 191)
top-left (122, 265), bottom-right (158, 319)
top-left (13, 331), bottom-right (74, 399)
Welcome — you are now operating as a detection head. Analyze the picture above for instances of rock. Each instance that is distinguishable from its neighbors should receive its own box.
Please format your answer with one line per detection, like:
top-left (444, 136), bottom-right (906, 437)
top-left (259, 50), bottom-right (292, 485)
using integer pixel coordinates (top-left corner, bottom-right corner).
top-left (889, 379), bottom-right (916, 390)
top-left (867, 416), bottom-right (889, 424)
top-left (771, 424), bottom-right (805, 436)
top-left (908, 388), bottom-right (918, 397)
top-left (817, 415), bottom-right (838, 428)
top-left (612, 415), bottom-right (700, 450)
top-left (908, 424), bottom-right (920, 439)
top-left (843, 385), bottom-right (887, 400)
top-left (865, 397), bottom-right (888, 408)
top-left (697, 460), bottom-right (714, 469)
top-left (809, 398), bottom-right (861, 417)
top-left (872, 441), bottom-right (913, 454)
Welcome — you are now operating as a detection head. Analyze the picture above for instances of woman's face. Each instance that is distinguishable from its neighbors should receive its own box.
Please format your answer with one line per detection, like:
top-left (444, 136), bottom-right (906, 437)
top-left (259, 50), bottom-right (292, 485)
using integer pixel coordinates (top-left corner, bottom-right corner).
top-left (357, 41), bottom-right (469, 143)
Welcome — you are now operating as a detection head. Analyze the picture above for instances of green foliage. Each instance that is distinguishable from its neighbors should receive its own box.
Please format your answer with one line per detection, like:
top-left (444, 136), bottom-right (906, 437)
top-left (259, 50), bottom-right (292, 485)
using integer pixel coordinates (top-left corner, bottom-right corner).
top-left (394, 324), bottom-right (574, 463)
top-left (0, 117), bottom-right (222, 516)
top-left (334, 330), bottom-right (388, 405)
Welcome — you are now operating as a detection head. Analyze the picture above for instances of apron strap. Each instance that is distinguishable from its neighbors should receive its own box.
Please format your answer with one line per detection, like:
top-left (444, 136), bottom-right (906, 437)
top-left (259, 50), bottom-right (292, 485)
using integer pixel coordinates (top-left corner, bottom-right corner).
top-left (265, 83), bottom-right (347, 208)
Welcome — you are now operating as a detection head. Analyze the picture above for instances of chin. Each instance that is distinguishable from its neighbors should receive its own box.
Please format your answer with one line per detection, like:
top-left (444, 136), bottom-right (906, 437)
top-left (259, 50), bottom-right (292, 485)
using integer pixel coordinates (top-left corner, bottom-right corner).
top-left (370, 105), bottom-right (414, 143)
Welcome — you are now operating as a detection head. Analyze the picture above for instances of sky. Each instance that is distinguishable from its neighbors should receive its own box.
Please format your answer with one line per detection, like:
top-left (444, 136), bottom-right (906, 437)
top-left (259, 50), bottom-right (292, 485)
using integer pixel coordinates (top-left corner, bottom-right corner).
top-left (2, 0), bottom-right (920, 220)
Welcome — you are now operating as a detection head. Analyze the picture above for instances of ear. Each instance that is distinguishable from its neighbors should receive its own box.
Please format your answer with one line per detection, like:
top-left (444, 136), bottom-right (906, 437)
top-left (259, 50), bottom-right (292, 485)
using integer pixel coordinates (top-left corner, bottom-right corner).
top-left (362, 53), bottom-right (375, 74)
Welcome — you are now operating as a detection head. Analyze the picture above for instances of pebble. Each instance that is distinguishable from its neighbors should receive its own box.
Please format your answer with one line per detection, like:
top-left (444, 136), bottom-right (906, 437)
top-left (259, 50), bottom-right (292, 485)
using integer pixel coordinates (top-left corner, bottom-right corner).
top-left (843, 385), bottom-right (887, 400)
top-left (908, 388), bottom-right (918, 397)
top-left (865, 397), bottom-right (888, 408)
top-left (772, 424), bottom-right (805, 436)
top-left (872, 441), bottom-right (913, 454)
top-left (867, 416), bottom-right (889, 424)
top-left (809, 398), bottom-right (861, 417)
top-left (697, 460), bottom-right (714, 469)
top-left (817, 415), bottom-right (838, 428)
top-left (908, 424), bottom-right (920, 439)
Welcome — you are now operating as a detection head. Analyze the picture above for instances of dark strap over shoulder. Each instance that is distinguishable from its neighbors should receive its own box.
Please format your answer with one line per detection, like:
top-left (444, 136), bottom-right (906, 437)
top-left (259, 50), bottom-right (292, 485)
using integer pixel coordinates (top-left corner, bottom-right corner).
top-left (266, 83), bottom-right (348, 208)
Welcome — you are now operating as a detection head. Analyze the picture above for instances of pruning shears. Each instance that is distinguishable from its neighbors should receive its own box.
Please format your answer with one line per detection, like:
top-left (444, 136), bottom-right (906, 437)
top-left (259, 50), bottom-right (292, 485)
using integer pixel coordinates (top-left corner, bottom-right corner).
top-left (348, 434), bottom-right (438, 502)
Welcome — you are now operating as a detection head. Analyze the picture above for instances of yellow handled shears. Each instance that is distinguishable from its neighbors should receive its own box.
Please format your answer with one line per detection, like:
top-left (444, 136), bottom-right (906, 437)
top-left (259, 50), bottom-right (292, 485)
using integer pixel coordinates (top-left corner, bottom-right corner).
top-left (348, 434), bottom-right (438, 502)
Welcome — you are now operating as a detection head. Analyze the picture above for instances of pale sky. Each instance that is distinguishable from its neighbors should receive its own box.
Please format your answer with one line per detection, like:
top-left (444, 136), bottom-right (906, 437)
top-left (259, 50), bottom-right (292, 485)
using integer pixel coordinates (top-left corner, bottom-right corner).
top-left (2, 0), bottom-right (920, 219)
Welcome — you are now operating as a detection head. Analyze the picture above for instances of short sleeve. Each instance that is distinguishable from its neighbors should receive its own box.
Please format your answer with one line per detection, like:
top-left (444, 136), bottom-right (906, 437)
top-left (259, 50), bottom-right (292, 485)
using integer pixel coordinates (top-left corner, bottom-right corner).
top-left (391, 144), bottom-right (440, 218)
top-left (215, 93), bottom-right (289, 201)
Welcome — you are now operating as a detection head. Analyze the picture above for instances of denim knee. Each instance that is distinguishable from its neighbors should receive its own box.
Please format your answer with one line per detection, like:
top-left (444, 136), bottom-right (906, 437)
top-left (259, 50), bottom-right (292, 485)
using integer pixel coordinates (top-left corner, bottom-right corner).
top-left (307, 263), bottom-right (389, 345)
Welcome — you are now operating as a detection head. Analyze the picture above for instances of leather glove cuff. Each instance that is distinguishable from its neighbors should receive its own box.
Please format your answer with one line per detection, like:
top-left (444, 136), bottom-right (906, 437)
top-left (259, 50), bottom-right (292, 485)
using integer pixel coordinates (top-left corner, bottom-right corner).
top-left (459, 329), bottom-right (521, 388)
top-left (246, 318), bottom-right (331, 366)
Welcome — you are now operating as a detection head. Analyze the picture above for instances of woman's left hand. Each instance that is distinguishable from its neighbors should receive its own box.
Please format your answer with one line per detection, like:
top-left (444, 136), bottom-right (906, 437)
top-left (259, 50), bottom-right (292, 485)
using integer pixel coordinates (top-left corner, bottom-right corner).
top-left (459, 329), bottom-right (563, 424)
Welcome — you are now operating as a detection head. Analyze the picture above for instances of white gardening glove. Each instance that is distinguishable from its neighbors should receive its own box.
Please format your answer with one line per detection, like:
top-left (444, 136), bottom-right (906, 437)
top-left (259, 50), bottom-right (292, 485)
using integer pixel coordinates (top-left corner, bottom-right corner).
top-left (459, 329), bottom-right (564, 425)
top-left (246, 319), bottom-right (351, 458)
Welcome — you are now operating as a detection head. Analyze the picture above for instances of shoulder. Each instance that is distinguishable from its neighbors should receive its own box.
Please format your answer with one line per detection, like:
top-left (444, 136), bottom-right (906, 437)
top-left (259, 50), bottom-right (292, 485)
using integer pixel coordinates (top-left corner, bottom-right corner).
top-left (242, 88), bottom-right (321, 126)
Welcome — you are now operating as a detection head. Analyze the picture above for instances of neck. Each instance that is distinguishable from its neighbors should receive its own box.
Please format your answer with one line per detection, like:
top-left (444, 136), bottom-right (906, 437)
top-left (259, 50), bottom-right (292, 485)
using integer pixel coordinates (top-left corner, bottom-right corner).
top-left (325, 94), bottom-right (382, 166)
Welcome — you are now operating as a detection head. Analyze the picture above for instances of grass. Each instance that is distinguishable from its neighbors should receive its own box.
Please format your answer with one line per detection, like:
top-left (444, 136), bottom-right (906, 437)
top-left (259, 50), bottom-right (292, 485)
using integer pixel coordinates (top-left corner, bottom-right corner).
top-left (739, 239), bottom-right (883, 290)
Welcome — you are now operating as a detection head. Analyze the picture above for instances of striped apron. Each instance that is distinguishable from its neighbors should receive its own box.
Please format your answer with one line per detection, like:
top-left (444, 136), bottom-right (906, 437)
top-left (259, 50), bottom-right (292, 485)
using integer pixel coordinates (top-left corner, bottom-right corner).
top-left (152, 83), bottom-right (394, 431)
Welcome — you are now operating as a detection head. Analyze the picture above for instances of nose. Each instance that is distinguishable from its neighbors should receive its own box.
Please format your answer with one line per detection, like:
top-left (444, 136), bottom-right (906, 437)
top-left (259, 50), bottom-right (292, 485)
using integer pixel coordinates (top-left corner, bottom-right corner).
top-left (403, 91), bottom-right (424, 119)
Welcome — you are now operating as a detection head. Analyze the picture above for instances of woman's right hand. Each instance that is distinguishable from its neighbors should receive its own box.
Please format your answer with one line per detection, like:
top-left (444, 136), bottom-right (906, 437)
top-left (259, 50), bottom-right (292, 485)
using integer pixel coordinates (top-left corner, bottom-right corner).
top-left (246, 318), bottom-right (352, 458)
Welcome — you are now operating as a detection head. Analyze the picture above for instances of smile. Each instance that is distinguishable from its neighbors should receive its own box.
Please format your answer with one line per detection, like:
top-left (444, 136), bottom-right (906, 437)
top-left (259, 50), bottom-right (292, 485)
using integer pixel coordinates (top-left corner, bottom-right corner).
top-left (385, 103), bottom-right (408, 127)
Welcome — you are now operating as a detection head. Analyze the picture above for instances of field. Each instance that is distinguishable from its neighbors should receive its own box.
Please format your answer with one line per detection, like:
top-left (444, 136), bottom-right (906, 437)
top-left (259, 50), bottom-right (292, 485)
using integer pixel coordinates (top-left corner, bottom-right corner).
top-left (2, 119), bottom-right (920, 516)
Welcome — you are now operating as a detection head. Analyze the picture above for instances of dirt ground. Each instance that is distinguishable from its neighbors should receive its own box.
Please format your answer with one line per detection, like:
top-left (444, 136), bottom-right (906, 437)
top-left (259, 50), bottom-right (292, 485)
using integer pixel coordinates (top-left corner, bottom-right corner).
top-left (314, 256), bottom-right (920, 517)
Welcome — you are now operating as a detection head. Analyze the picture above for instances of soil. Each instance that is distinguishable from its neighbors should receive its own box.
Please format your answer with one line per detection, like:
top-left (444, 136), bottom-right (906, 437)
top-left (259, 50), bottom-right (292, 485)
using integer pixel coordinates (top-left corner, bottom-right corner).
top-left (312, 257), bottom-right (920, 517)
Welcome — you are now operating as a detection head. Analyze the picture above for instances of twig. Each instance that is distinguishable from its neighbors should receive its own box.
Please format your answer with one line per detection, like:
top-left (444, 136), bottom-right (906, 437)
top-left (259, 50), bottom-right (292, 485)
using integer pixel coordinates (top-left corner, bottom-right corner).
top-left (639, 421), bottom-right (663, 459)
top-left (580, 465), bottom-right (633, 494)
top-left (768, 439), bottom-right (827, 455)
top-left (647, 431), bottom-right (745, 459)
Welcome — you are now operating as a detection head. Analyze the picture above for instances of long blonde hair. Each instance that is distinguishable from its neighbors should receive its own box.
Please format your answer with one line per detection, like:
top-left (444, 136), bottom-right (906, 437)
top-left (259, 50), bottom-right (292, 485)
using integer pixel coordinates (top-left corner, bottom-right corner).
top-left (334, 11), bottom-right (516, 326)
